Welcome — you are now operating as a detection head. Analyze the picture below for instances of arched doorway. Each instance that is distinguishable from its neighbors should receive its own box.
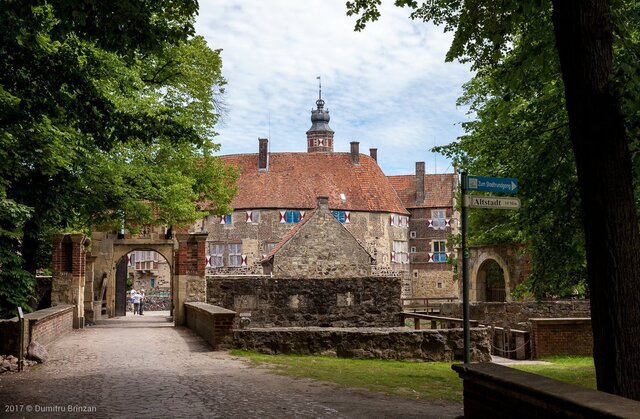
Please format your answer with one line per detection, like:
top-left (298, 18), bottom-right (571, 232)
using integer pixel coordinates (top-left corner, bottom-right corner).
top-left (477, 259), bottom-right (506, 302)
top-left (114, 249), bottom-right (173, 317)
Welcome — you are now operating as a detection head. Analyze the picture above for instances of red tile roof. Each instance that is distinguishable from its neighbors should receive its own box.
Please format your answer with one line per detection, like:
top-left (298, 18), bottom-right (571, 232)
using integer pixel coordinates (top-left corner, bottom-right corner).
top-left (388, 173), bottom-right (456, 208)
top-left (221, 152), bottom-right (409, 214)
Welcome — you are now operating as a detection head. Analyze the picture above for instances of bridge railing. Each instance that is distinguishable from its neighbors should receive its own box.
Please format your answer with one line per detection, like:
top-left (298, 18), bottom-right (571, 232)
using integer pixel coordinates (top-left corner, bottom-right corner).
top-left (400, 312), bottom-right (479, 330)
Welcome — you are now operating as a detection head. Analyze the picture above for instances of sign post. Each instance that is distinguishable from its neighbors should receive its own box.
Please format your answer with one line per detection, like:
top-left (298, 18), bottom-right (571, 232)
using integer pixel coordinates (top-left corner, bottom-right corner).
top-left (17, 307), bottom-right (24, 372)
top-left (461, 174), bottom-right (520, 364)
top-left (461, 173), bottom-right (470, 364)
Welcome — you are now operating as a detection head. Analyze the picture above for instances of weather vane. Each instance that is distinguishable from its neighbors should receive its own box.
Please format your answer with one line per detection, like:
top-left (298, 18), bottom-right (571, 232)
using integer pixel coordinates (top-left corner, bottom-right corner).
top-left (317, 75), bottom-right (322, 100)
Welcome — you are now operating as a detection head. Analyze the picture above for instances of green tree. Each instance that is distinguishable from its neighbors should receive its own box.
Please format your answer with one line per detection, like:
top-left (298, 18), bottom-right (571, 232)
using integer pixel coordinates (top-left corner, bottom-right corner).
top-left (347, 0), bottom-right (640, 400)
top-left (0, 1), bottom-right (236, 318)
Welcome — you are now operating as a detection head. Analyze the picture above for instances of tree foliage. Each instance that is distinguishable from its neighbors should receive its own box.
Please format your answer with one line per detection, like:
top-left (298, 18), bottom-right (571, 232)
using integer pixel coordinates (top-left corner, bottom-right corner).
top-left (347, 0), bottom-right (640, 398)
top-left (0, 1), bottom-right (237, 317)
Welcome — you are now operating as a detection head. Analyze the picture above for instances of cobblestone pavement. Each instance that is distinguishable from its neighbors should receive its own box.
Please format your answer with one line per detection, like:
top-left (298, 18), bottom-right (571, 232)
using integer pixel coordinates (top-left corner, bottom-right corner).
top-left (0, 312), bottom-right (463, 418)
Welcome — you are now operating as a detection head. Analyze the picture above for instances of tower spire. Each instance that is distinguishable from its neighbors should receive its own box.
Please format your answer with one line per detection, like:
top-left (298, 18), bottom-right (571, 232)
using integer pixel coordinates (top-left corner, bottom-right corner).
top-left (307, 78), bottom-right (334, 153)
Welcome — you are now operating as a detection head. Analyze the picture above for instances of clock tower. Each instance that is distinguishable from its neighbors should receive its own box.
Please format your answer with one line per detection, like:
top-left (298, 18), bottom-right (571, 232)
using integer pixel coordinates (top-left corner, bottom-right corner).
top-left (306, 78), bottom-right (334, 153)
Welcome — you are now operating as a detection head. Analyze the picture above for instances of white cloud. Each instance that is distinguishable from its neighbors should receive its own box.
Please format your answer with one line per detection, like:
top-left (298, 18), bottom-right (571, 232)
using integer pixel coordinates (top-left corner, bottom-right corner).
top-left (195, 0), bottom-right (473, 175)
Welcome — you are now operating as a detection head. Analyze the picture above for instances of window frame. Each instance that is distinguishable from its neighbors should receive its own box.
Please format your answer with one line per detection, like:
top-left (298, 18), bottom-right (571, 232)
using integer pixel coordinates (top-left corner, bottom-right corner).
top-left (228, 243), bottom-right (242, 267)
top-left (431, 209), bottom-right (446, 229)
top-left (432, 240), bottom-right (447, 263)
top-left (210, 244), bottom-right (225, 268)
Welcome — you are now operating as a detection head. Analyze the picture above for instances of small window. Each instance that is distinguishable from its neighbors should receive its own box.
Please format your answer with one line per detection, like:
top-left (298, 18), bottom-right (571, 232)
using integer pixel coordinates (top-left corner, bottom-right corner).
top-left (228, 243), bottom-right (242, 267)
top-left (432, 241), bottom-right (447, 263)
top-left (410, 246), bottom-right (417, 253)
top-left (410, 231), bottom-right (417, 238)
top-left (150, 278), bottom-right (156, 288)
top-left (432, 210), bottom-right (446, 230)
top-left (210, 244), bottom-right (224, 267)
top-left (221, 214), bottom-right (232, 225)
top-left (332, 210), bottom-right (346, 223)
top-left (251, 211), bottom-right (260, 223)
top-left (413, 271), bottom-right (418, 278)
top-left (285, 210), bottom-right (300, 224)
top-left (436, 282), bottom-right (443, 289)
top-left (266, 242), bottom-right (278, 253)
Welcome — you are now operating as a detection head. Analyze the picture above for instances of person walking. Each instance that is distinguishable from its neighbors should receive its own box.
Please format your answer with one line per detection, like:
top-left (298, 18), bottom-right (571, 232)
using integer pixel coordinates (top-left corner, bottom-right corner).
top-left (132, 290), bottom-right (142, 315)
top-left (129, 289), bottom-right (137, 314)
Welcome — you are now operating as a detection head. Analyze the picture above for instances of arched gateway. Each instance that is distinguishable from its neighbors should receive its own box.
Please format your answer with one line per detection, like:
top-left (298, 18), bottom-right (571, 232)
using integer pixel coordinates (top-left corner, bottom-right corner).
top-left (50, 231), bottom-right (208, 328)
top-left (461, 244), bottom-right (531, 302)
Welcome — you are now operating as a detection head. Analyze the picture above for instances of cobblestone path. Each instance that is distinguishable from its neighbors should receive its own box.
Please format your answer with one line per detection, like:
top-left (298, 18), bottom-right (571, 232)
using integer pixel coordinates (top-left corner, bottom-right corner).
top-left (0, 312), bottom-right (462, 418)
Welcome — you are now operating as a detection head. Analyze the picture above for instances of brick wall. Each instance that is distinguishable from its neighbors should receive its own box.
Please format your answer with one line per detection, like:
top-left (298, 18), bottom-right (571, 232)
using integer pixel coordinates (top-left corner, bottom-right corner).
top-left (29, 306), bottom-right (74, 347)
top-left (530, 318), bottom-right (592, 358)
top-left (184, 302), bottom-right (235, 349)
top-left (0, 305), bottom-right (73, 355)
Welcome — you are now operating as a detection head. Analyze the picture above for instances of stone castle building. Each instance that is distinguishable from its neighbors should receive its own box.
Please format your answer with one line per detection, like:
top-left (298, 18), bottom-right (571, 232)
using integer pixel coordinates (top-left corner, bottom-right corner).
top-left (388, 166), bottom-right (458, 299)
top-left (197, 93), bottom-right (411, 279)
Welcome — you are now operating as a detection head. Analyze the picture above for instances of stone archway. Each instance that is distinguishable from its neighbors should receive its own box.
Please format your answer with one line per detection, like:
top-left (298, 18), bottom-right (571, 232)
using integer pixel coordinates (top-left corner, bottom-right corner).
top-left (476, 259), bottom-right (506, 302)
top-left (471, 252), bottom-right (510, 302)
top-left (456, 244), bottom-right (531, 302)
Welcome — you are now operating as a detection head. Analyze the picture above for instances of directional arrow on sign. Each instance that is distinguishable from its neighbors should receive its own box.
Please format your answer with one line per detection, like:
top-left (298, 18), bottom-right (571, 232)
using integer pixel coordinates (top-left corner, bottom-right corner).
top-left (467, 176), bottom-right (518, 194)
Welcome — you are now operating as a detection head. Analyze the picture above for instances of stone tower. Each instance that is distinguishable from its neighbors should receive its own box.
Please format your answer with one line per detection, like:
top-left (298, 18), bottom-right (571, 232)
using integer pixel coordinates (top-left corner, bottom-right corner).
top-left (306, 79), bottom-right (334, 153)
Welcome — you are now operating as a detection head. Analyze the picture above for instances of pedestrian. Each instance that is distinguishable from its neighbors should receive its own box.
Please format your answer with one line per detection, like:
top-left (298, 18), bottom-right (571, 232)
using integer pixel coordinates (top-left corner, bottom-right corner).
top-left (129, 289), bottom-right (137, 314)
top-left (132, 289), bottom-right (142, 315)
top-left (139, 289), bottom-right (145, 315)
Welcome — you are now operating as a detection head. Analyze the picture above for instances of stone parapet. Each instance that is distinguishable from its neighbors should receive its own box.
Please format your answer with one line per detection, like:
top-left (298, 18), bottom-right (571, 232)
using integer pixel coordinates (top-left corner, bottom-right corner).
top-left (530, 318), bottom-right (592, 358)
top-left (233, 327), bottom-right (491, 362)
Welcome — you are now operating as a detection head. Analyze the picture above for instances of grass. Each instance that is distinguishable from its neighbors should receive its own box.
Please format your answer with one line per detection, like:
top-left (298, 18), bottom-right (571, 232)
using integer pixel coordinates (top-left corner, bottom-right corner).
top-left (231, 350), bottom-right (597, 402)
top-left (512, 356), bottom-right (596, 389)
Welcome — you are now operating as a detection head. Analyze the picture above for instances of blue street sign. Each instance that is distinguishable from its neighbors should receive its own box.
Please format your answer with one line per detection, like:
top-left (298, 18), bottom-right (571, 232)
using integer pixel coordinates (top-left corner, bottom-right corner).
top-left (467, 176), bottom-right (518, 194)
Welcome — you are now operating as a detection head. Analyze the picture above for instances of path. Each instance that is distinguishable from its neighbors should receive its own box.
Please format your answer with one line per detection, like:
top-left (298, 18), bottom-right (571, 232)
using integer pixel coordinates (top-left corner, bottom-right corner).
top-left (0, 312), bottom-right (462, 418)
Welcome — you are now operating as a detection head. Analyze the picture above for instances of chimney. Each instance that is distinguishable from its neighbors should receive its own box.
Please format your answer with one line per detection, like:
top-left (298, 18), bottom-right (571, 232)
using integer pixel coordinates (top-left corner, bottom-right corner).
top-left (369, 148), bottom-right (378, 162)
top-left (350, 141), bottom-right (360, 165)
top-left (258, 138), bottom-right (268, 171)
top-left (317, 196), bottom-right (329, 210)
top-left (416, 162), bottom-right (425, 204)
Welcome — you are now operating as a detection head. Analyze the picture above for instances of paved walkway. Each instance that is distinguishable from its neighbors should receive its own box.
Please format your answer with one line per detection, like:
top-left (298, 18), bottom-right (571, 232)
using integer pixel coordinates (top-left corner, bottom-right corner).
top-left (0, 312), bottom-right (462, 418)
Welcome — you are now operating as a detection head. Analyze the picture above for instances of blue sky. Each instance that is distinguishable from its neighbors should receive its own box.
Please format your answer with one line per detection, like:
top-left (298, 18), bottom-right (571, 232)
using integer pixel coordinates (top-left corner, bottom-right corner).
top-left (195, 1), bottom-right (474, 176)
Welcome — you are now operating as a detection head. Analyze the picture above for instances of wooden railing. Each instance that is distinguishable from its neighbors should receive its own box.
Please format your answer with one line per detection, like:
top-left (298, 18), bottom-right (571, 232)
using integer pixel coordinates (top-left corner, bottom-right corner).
top-left (401, 297), bottom-right (457, 314)
top-left (400, 312), bottom-right (532, 360)
top-left (400, 312), bottom-right (479, 330)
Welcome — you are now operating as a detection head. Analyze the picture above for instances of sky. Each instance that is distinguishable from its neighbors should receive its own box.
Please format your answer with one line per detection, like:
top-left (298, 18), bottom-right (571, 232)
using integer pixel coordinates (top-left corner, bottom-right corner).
top-left (194, 1), bottom-right (474, 176)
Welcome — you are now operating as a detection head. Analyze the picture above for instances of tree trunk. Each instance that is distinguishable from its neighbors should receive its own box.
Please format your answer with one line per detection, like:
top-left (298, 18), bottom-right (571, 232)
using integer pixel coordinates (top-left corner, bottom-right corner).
top-left (551, 0), bottom-right (640, 399)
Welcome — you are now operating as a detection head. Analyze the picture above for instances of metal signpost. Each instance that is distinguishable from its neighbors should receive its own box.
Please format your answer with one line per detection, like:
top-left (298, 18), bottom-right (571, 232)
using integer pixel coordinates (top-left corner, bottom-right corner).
top-left (17, 307), bottom-right (24, 372)
top-left (461, 174), bottom-right (520, 364)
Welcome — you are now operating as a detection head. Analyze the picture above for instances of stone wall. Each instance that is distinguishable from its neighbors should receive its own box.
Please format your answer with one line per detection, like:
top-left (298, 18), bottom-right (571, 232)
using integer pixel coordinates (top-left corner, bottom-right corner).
top-left (207, 276), bottom-right (402, 328)
top-left (439, 300), bottom-right (591, 330)
top-left (453, 363), bottom-right (640, 418)
top-left (184, 302), bottom-right (236, 349)
top-left (410, 269), bottom-right (457, 299)
top-left (232, 327), bottom-right (491, 362)
top-left (530, 318), bottom-right (592, 358)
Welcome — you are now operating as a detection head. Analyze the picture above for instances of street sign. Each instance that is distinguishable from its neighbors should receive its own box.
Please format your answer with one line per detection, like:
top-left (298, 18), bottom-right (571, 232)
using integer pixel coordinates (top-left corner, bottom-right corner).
top-left (467, 176), bottom-right (518, 194)
top-left (463, 195), bottom-right (521, 210)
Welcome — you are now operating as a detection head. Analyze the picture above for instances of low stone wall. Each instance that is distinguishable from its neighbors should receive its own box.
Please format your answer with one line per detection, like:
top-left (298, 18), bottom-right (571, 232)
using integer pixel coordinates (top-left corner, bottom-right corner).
top-left (207, 276), bottom-right (402, 328)
top-left (0, 305), bottom-right (74, 356)
top-left (184, 302), bottom-right (236, 349)
top-left (439, 300), bottom-right (591, 330)
top-left (453, 362), bottom-right (640, 418)
top-left (233, 327), bottom-right (491, 362)
top-left (530, 318), bottom-right (592, 358)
